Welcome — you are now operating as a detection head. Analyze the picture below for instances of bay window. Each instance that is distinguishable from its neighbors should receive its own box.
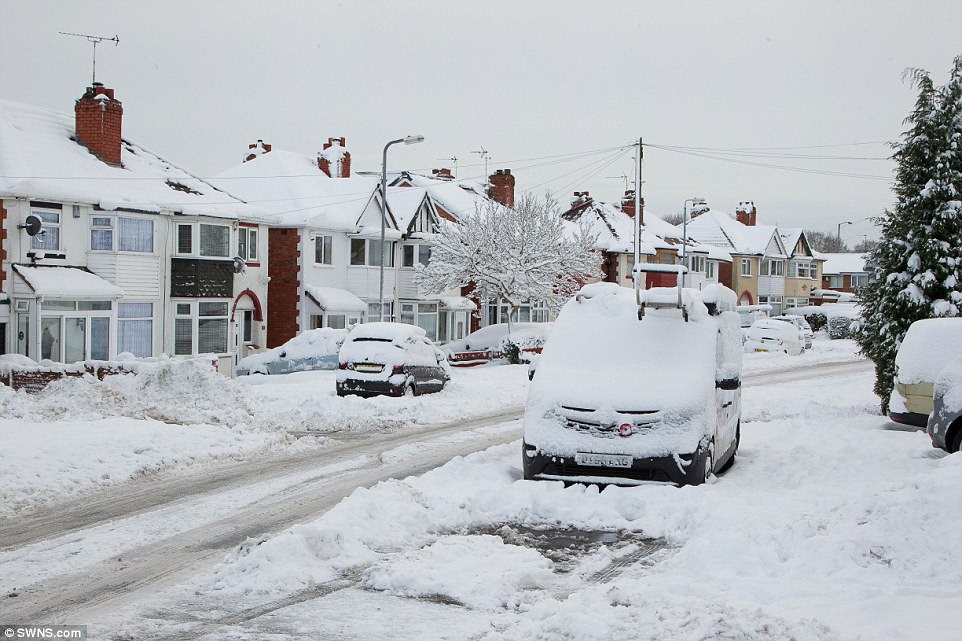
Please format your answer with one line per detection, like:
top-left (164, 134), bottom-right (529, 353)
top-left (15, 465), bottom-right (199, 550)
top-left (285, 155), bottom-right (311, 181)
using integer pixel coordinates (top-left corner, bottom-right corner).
top-left (174, 301), bottom-right (230, 355)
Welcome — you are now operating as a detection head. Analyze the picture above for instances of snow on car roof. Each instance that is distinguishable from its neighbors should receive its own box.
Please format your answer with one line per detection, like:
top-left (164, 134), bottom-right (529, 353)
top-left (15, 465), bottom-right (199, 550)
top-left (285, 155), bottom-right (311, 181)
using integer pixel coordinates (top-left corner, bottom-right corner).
top-left (347, 322), bottom-right (426, 342)
top-left (531, 283), bottom-right (718, 412)
top-left (896, 318), bottom-right (962, 384)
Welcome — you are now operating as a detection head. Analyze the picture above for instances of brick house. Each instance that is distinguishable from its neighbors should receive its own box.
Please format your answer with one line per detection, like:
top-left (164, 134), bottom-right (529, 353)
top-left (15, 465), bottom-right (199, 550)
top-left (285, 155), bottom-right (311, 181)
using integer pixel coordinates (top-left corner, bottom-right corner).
top-left (686, 202), bottom-right (822, 314)
top-left (816, 252), bottom-right (868, 302)
top-left (0, 84), bottom-right (269, 373)
top-left (560, 191), bottom-right (731, 291)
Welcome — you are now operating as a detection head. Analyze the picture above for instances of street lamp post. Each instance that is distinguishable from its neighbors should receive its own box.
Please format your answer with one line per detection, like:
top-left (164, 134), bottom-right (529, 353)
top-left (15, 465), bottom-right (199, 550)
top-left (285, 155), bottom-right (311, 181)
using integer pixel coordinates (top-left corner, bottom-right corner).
top-left (836, 220), bottom-right (854, 245)
top-left (681, 197), bottom-right (705, 288)
top-left (379, 134), bottom-right (425, 321)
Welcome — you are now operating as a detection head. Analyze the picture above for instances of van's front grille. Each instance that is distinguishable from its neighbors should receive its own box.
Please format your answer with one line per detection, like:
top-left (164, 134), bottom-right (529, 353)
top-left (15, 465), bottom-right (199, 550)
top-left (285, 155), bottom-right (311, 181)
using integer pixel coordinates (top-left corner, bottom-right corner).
top-left (559, 405), bottom-right (660, 438)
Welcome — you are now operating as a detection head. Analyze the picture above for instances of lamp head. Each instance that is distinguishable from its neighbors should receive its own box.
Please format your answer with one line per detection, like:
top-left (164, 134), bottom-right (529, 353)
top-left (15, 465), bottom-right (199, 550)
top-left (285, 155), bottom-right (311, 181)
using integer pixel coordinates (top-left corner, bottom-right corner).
top-left (403, 135), bottom-right (425, 145)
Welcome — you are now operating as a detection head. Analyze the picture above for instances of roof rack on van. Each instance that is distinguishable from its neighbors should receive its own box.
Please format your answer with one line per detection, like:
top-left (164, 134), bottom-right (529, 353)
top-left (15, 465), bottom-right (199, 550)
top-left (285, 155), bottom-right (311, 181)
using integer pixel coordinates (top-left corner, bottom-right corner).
top-left (632, 263), bottom-right (689, 321)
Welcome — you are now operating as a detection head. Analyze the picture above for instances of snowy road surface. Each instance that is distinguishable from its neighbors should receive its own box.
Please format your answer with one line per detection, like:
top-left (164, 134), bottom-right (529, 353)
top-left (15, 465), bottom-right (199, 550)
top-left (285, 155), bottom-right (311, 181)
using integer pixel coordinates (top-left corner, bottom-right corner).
top-left (2, 341), bottom-right (957, 640)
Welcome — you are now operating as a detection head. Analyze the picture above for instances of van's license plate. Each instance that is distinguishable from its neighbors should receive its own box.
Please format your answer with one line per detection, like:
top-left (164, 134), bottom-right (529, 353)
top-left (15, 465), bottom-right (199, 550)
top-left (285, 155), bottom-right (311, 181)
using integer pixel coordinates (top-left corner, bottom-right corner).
top-left (575, 452), bottom-right (632, 468)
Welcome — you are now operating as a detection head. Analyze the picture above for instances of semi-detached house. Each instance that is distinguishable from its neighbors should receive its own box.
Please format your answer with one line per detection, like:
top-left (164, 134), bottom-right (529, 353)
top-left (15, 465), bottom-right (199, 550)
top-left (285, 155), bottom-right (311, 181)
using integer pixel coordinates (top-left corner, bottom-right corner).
top-left (560, 190), bottom-right (732, 290)
top-left (685, 202), bottom-right (823, 313)
top-left (213, 140), bottom-right (475, 348)
top-left (0, 83), bottom-right (270, 373)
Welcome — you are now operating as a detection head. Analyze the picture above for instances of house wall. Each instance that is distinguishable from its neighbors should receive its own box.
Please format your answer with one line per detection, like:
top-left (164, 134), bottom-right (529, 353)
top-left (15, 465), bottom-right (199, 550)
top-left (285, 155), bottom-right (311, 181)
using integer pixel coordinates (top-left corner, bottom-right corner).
top-left (731, 256), bottom-right (759, 305)
top-left (267, 227), bottom-right (301, 348)
top-left (0, 200), bottom-right (7, 289)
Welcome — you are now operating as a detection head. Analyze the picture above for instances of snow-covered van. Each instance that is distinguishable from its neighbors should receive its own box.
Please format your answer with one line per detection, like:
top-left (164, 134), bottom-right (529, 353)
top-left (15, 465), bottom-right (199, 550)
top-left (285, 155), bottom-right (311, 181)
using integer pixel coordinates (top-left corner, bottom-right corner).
top-left (522, 282), bottom-right (743, 486)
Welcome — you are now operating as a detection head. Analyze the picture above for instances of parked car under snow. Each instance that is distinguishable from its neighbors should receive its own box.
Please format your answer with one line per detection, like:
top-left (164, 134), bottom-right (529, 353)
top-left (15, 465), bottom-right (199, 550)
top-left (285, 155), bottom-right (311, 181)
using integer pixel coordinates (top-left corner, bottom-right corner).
top-left (927, 353), bottom-right (962, 453)
top-left (236, 328), bottom-right (347, 376)
top-left (336, 322), bottom-right (450, 397)
top-left (743, 318), bottom-right (804, 356)
top-left (445, 322), bottom-right (552, 365)
top-left (890, 318), bottom-right (962, 428)
top-left (770, 315), bottom-right (814, 349)
top-left (522, 283), bottom-right (743, 487)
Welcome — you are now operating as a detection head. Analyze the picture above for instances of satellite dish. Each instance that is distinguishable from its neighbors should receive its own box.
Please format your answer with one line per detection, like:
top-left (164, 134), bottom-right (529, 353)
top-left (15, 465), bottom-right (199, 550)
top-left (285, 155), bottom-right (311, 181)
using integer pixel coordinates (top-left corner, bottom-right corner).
top-left (231, 256), bottom-right (246, 274)
top-left (19, 215), bottom-right (42, 236)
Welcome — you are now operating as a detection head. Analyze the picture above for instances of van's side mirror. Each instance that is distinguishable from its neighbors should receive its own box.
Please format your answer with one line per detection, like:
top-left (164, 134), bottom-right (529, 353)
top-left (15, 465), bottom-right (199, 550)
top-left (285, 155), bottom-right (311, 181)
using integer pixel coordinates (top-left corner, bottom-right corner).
top-left (716, 378), bottom-right (740, 391)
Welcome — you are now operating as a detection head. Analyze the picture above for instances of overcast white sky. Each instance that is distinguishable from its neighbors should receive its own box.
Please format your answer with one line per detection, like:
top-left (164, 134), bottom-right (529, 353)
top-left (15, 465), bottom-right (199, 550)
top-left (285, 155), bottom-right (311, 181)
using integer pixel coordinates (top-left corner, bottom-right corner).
top-left (2, 1), bottom-right (961, 243)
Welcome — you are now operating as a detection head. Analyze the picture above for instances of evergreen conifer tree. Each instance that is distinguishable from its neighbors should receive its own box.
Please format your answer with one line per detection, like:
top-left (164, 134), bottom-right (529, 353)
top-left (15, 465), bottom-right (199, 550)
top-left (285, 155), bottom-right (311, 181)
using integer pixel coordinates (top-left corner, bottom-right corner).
top-left (857, 56), bottom-right (962, 413)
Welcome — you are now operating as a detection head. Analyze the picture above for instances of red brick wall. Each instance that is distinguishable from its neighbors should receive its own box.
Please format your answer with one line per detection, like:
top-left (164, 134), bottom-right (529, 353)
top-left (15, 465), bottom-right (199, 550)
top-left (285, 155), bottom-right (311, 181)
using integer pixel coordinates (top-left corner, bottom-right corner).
top-left (488, 169), bottom-right (515, 208)
top-left (267, 228), bottom-right (301, 348)
top-left (718, 261), bottom-right (733, 290)
top-left (74, 84), bottom-right (123, 165)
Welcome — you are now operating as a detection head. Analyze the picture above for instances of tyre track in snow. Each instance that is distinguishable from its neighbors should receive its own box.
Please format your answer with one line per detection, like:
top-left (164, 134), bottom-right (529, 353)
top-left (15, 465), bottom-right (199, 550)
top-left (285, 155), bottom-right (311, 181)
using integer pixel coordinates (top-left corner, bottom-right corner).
top-left (0, 358), bottom-right (871, 628)
top-left (0, 409), bottom-right (523, 625)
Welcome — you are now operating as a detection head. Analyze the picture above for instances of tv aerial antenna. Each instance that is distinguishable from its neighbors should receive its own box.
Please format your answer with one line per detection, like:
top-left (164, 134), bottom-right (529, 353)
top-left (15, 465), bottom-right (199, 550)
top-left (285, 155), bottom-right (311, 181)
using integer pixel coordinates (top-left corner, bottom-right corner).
top-left (437, 156), bottom-right (458, 176)
top-left (606, 174), bottom-right (630, 191)
top-left (472, 146), bottom-right (491, 177)
top-left (59, 31), bottom-right (119, 85)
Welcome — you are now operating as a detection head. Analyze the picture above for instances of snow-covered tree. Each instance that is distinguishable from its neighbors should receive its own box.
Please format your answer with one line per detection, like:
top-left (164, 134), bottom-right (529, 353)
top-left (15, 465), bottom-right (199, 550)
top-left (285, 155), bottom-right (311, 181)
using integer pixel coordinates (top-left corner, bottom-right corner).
top-left (415, 194), bottom-right (601, 328)
top-left (857, 56), bottom-right (962, 413)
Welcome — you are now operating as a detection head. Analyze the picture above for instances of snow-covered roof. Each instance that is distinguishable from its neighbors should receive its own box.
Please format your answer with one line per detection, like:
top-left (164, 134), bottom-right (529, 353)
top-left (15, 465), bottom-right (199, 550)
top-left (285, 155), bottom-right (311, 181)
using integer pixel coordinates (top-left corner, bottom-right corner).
top-left (0, 99), bottom-right (264, 220)
top-left (305, 285), bottom-right (367, 313)
top-left (819, 252), bottom-right (868, 275)
top-left (686, 209), bottom-right (786, 257)
top-left (212, 150), bottom-right (384, 230)
top-left (560, 197), bottom-right (732, 262)
top-left (388, 172), bottom-right (491, 220)
top-left (13, 264), bottom-right (124, 299)
top-left (386, 187), bottom-right (429, 233)
top-left (438, 296), bottom-right (477, 311)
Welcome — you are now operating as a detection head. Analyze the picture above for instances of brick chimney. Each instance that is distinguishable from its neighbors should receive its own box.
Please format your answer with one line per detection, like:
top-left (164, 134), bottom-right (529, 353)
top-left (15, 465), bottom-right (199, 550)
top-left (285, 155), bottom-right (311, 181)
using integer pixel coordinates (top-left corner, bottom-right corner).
top-left (620, 190), bottom-right (636, 218)
top-left (431, 168), bottom-right (454, 181)
top-left (317, 137), bottom-right (351, 178)
top-left (735, 201), bottom-right (757, 226)
top-left (488, 169), bottom-right (515, 208)
top-left (571, 191), bottom-right (592, 210)
top-left (74, 82), bottom-right (123, 165)
top-left (245, 139), bottom-right (272, 162)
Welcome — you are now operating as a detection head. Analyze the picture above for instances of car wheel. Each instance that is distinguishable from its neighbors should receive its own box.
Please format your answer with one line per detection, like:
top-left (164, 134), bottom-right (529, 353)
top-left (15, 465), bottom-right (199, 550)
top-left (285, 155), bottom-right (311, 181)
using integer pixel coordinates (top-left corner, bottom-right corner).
top-left (404, 381), bottom-right (416, 398)
top-left (949, 422), bottom-right (962, 453)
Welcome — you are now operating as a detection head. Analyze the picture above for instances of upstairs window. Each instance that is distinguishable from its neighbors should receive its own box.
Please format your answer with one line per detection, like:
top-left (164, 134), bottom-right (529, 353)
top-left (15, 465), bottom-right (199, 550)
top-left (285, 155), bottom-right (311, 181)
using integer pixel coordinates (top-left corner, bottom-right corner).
top-left (350, 239), bottom-right (395, 267)
top-left (176, 222), bottom-right (230, 258)
top-left (315, 235), bottom-right (333, 265)
top-left (238, 226), bottom-right (258, 262)
top-left (740, 258), bottom-right (752, 277)
top-left (401, 243), bottom-right (431, 268)
top-left (91, 216), bottom-right (113, 251)
top-left (31, 208), bottom-right (61, 251)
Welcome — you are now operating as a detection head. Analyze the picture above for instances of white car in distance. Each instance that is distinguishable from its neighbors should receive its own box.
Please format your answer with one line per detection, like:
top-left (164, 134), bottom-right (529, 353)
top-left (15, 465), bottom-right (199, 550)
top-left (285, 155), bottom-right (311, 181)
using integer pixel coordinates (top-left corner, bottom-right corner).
top-left (743, 318), bottom-right (805, 356)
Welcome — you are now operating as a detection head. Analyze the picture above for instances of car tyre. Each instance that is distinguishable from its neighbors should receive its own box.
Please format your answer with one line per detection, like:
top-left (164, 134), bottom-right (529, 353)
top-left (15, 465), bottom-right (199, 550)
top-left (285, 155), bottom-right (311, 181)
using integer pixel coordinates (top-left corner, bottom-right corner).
top-left (404, 381), bottom-right (416, 398)
top-left (949, 422), bottom-right (962, 453)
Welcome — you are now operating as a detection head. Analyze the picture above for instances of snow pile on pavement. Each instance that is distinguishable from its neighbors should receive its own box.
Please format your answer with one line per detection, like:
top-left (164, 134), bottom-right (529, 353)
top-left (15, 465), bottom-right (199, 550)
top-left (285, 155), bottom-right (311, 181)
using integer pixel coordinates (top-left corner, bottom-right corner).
top-left (199, 363), bottom-right (959, 641)
top-left (0, 357), bottom-right (257, 426)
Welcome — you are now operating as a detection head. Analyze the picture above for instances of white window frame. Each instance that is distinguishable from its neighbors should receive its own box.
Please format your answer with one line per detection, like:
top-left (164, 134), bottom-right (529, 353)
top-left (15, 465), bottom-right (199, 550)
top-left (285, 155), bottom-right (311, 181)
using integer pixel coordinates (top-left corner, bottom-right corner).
top-left (351, 238), bottom-right (395, 267)
top-left (118, 302), bottom-right (153, 357)
top-left (31, 207), bottom-right (62, 251)
top-left (90, 216), bottom-right (114, 251)
top-left (851, 274), bottom-right (867, 289)
top-left (173, 300), bottom-right (230, 355)
top-left (176, 223), bottom-right (231, 258)
top-left (314, 235), bottom-right (333, 265)
top-left (401, 243), bottom-right (431, 268)
top-left (238, 226), bottom-right (258, 262)
top-left (741, 258), bottom-right (752, 277)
